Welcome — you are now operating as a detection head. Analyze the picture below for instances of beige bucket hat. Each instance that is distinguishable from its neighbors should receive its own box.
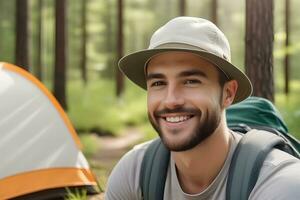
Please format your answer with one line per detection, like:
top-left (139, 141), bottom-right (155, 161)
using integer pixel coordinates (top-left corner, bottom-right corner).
top-left (118, 17), bottom-right (252, 103)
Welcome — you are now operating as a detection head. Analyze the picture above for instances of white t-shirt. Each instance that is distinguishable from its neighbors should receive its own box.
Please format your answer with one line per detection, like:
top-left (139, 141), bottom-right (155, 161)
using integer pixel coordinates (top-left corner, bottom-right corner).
top-left (105, 132), bottom-right (300, 200)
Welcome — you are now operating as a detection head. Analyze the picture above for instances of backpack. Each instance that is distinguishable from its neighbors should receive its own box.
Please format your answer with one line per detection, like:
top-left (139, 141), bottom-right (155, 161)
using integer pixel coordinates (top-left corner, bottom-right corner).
top-left (140, 97), bottom-right (300, 200)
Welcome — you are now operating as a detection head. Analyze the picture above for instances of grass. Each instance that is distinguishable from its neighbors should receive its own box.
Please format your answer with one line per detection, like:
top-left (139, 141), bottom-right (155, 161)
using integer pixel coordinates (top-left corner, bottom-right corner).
top-left (65, 188), bottom-right (88, 200)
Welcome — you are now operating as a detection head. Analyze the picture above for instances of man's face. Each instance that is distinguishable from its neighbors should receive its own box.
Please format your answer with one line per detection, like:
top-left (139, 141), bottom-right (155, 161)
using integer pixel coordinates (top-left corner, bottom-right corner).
top-left (146, 51), bottom-right (225, 152)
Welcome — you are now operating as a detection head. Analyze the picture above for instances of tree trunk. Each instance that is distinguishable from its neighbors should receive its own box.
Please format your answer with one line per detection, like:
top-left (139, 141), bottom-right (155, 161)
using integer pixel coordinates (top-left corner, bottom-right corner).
top-left (15, 0), bottom-right (29, 70)
top-left (104, 0), bottom-right (115, 78)
top-left (211, 0), bottom-right (218, 25)
top-left (116, 0), bottom-right (124, 97)
top-left (80, 0), bottom-right (87, 84)
top-left (245, 0), bottom-right (274, 102)
top-left (54, 0), bottom-right (67, 109)
top-left (284, 0), bottom-right (290, 94)
top-left (179, 0), bottom-right (186, 16)
top-left (36, 0), bottom-right (43, 80)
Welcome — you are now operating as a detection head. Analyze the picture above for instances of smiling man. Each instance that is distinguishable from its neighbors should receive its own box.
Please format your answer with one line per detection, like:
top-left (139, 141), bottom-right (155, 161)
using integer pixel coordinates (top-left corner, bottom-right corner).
top-left (146, 51), bottom-right (233, 153)
top-left (105, 17), bottom-right (300, 200)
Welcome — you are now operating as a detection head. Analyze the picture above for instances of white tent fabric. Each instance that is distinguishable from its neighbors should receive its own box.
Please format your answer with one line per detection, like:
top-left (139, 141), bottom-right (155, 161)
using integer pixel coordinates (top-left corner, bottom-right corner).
top-left (0, 62), bottom-right (97, 199)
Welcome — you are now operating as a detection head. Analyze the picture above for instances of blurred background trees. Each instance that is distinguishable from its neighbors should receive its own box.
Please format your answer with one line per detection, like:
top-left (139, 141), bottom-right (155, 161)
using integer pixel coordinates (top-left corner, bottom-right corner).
top-left (15, 0), bottom-right (29, 70)
top-left (54, 0), bottom-right (67, 109)
top-left (0, 0), bottom-right (300, 138)
top-left (245, 0), bottom-right (274, 101)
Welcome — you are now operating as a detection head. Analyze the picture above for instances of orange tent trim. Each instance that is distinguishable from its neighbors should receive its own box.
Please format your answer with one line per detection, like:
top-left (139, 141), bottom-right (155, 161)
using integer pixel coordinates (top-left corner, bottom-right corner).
top-left (0, 167), bottom-right (97, 199)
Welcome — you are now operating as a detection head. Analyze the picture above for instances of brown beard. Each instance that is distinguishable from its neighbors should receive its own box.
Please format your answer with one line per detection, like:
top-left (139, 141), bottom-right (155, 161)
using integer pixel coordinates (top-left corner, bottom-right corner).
top-left (148, 105), bottom-right (221, 152)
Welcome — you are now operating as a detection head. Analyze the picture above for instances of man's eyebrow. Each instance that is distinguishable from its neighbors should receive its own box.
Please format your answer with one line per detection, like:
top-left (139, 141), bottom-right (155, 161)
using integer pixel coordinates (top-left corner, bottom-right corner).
top-left (146, 73), bottom-right (165, 81)
top-left (178, 69), bottom-right (208, 78)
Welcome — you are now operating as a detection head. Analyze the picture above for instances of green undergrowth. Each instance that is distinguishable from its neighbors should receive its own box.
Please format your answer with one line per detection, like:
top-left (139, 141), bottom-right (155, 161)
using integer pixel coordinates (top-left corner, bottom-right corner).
top-left (79, 133), bottom-right (99, 158)
top-left (275, 80), bottom-right (300, 138)
top-left (65, 188), bottom-right (88, 200)
top-left (67, 78), bottom-right (148, 136)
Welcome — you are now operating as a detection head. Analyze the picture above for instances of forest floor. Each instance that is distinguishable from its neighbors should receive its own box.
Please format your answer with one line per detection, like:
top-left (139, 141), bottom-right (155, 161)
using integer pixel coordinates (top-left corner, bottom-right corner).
top-left (88, 129), bottom-right (144, 200)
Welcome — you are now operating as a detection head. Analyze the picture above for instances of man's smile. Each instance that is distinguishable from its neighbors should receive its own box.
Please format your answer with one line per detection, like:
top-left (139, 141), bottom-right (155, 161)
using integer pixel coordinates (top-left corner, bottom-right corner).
top-left (165, 115), bottom-right (191, 123)
top-left (156, 113), bottom-right (198, 129)
top-left (154, 108), bottom-right (201, 129)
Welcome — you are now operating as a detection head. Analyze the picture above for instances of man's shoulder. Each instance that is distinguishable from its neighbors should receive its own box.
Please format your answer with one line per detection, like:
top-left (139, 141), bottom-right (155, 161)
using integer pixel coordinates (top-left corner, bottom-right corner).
top-left (132, 139), bottom-right (153, 151)
top-left (115, 139), bottom-right (153, 166)
top-left (109, 139), bottom-right (154, 177)
top-left (230, 130), bottom-right (300, 199)
top-left (105, 139), bottom-right (154, 200)
top-left (264, 147), bottom-right (299, 166)
top-left (249, 148), bottom-right (300, 199)
top-left (261, 148), bottom-right (300, 182)
top-left (123, 139), bottom-right (153, 164)
top-left (261, 148), bottom-right (300, 185)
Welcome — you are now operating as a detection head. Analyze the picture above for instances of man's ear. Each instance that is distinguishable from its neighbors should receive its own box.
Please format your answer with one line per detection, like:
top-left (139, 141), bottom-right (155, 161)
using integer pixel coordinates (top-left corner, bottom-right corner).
top-left (222, 80), bottom-right (238, 108)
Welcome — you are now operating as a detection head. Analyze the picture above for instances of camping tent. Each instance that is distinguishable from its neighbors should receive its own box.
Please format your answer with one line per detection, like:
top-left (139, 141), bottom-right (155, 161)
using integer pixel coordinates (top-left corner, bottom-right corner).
top-left (0, 62), bottom-right (99, 199)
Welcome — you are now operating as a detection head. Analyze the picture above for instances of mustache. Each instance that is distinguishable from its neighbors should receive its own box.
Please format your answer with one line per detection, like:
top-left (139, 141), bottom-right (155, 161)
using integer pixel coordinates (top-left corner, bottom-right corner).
top-left (154, 107), bottom-right (201, 116)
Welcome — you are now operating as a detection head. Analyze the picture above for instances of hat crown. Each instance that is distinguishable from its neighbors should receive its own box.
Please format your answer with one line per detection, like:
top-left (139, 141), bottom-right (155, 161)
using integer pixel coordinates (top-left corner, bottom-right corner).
top-left (149, 17), bottom-right (231, 61)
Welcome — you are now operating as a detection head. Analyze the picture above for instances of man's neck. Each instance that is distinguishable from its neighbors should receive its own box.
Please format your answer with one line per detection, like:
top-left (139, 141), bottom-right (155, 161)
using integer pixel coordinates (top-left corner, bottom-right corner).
top-left (171, 121), bottom-right (232, 194)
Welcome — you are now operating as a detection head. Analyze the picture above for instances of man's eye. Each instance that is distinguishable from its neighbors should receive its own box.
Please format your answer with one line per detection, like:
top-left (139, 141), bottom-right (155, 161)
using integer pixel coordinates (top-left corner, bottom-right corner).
top-left (185, 79), bottom-right (201, 85)
top-left (151, 81), bottom-right (165, 87)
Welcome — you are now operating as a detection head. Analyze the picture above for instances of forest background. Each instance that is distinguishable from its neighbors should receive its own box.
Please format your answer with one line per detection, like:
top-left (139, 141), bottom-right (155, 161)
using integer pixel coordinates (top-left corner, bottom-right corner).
top-left (1, 0), bottom-right (300, 192)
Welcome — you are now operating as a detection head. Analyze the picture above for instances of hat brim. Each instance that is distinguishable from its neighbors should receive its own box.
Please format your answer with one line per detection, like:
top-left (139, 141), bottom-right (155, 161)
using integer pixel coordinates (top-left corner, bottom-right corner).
top-left (118, 47), bottom-right (252, 104)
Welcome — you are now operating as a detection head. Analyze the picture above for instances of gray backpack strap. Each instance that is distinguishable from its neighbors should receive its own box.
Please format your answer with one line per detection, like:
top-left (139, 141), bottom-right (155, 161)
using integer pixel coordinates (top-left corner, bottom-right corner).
top-left (226, 130), bottom-right (286, 200)
top-left (140, 138), bottom-right (170, 200)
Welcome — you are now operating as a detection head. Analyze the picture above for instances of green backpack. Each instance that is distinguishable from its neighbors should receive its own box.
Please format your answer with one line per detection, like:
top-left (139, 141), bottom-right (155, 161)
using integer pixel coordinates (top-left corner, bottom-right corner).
top-left (140, 97), bottom-right (300, 200)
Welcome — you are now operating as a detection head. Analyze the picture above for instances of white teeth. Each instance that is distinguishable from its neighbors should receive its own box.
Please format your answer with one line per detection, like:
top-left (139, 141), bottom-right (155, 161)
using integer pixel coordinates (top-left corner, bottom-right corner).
top-left (166, 116), bottom-right (190, 123)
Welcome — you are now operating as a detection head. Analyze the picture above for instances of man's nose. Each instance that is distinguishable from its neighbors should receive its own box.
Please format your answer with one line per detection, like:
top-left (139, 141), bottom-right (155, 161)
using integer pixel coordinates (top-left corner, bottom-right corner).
top-left (163, 85), bottom-right (184, 109)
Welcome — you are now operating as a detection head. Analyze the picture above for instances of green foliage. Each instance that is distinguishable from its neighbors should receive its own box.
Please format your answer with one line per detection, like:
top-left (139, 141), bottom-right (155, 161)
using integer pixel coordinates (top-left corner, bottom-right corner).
top-left (139, 123), bottom-right (157, 141)
top-left (67, 78), bottom-right (148, 135)
top-left (0, 0), bottom-right (15, 63)
top-left (1, 0), bottom-right (299, 139)
top-left (275, 80), bottom-right (300, 138)
top-left (1, 0), bottom-right (300, 80)
top-left (65, 188), bottom-right (88, 200)
top-left (79, 133), bottom-right (99, 157)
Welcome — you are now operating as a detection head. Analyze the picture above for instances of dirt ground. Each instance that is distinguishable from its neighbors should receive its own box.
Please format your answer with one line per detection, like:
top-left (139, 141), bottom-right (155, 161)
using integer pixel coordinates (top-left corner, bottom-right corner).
top-left (88, 129), bottom-right (144, 199)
